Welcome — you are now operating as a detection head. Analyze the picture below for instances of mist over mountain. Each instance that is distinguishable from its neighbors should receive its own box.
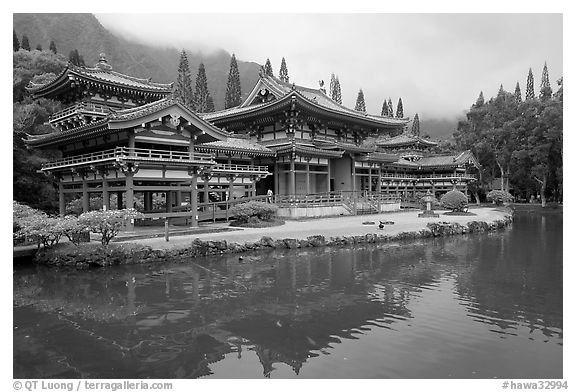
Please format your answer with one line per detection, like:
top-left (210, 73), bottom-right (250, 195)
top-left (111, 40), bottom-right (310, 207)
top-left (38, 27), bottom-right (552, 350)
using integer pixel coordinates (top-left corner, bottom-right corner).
top-left (13, 13), bottom-right (261, 111)
top-left (419, 117), bottom-right (461, 141)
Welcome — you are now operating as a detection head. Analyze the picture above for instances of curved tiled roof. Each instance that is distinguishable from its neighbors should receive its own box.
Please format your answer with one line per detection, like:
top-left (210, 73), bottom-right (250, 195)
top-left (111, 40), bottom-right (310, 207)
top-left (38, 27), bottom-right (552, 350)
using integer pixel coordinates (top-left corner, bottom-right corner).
top-left (195, 137), bottom-right (275, 156)
top-left (201, 74), bottom-right (410, 127)
top-left (377, 133), bottom-right (438, 147)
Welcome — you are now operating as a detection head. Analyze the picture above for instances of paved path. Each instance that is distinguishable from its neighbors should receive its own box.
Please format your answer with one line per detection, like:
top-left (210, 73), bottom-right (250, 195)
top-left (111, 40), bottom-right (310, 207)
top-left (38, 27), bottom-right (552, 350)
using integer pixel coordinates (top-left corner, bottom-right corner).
top-left (130, 207), bottom-right (510, 250)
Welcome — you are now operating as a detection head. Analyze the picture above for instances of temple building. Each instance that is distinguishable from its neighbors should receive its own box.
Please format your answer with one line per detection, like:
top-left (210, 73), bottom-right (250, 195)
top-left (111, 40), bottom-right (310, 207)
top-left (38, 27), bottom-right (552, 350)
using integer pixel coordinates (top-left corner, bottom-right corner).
top-left (26, 53), bottom-right (478, 224)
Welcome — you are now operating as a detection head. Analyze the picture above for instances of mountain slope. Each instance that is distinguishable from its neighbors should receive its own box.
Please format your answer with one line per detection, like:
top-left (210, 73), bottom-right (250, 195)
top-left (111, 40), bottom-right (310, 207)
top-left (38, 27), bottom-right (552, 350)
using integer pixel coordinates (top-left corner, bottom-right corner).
top-left (13, 13), bottom-right (261, 110)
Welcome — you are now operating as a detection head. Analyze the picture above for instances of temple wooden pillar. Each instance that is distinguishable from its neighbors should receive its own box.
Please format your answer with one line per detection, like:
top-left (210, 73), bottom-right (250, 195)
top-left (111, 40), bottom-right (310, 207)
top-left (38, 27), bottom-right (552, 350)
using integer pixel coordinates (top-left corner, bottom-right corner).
top-left (144, 192), bottom-right (152, 211)
top-left (102, 176), bottom-right (110, 211)
top-left (190, 175), bottom-right (198, 227)
top-left (305, 161), bottom-right (310, 194)
top-left (377, 165), bottom-right (382, 194)
top-left (203, 175), bottom-right (210, 204)
top-left (351, 156), bottom-right (356, 193)
top-left (117, 192), bottom-right (123, 209)
top-left (82, 176), bottom-right (89, 213)
top-left (166, 191), bottom-right (172, 212)
top-left (274, 161), bottom-right (279, 196)
top-left (125, 172), bottom-right (134, 230)
top-left (289, 156), bottom-right (296, 196)
top-left (175, 191), bottom-right (182, 207)
top-left (368, 164), bottom-right (373, 193)
top-left (327, 160), bottom-right (331, 193)
top-left (58, 180), bottom-right (65, 217)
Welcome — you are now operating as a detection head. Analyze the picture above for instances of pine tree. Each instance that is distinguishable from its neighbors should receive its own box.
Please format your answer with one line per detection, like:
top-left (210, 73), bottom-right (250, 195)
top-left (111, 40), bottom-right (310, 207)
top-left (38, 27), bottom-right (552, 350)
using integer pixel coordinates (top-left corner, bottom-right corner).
top-left (526, 68), bottom-right (535, 100)
top-left (332, 77), bottom-right (342, 104)
top-left (36, 44), bottom-right (42, 51)
top-left (514, 82), bottom-right (522, 104)
top-left (396, 98), bottom-right (404, 118)
top-left (49, 40), bottom-right (57, 54)
top-left (69, 49), bottom-right (79, 65)
top-left (497, 84), bottom-right (505, 98)
top-left (355, 89), bottom-right (366, 112)
top-left (225, 54), bottom-right (242, 109)
top-left (387, 98), bottom-right (394, 117)
top-left (539, 62), bottom-right (552, 101)
top-left (206, 95), bottom-right (215, 113)
top-left (174, 50), bottom-right (194, 108)
top-left (264, 58), bottom-right (274, 77)
top-left (78, 54), bottom-right (85, 67)
top-left (329, 73), bottom-right (336, 99)
top-left (381, 100), bottom-right (389, 116)
top-left (412, 113), bottom-right (420, 136)
top-left (193, 62), bottom-right (212, 112)
top-left (475, 91), bottom-right (485, 107)
top-left (279, 57), bottom-right (289, 83)
top-left (13, 30), bottom-right (20, 51)
top-left (21, 35), bottom-right (30, 51)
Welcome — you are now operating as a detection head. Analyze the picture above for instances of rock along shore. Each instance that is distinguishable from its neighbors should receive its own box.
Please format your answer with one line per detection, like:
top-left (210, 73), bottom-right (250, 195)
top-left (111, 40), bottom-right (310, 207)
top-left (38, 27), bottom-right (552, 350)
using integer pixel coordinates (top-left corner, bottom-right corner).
top-left (34, 208), bottom-right (513, 268)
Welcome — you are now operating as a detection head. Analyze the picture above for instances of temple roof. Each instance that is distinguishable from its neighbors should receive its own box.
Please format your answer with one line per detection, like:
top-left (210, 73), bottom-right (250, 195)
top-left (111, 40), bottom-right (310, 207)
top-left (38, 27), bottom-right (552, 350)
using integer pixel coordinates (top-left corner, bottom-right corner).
top-left (27, 54), bottom-right (173, 98)
top-left (377, 132), bottom-right (438, 148)
top-left (26, 98), bottom-right (230, 148)
top-left (201, 73), bottom-right (410, 128)
top-left (390, 150), bottom-right (480, 169)
top-left (194, 137), bottom-right (275, 156)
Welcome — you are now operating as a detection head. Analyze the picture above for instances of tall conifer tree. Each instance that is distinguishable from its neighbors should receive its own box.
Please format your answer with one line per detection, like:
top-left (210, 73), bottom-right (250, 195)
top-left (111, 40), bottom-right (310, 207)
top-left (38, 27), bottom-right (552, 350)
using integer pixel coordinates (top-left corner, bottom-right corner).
top-left (514, 82), bottom-right (522, 104)
top-left (332, 77), bottom-right (342, 104)
top-left (539, 62), bottom-right (552, 101)
top-left (526, 68), bottom-right (535, 100)
top-left (264, 58), bottom-right (274, 77)
top-left (329, 73), bottom-right (336, 99)
top-left (206, 95), bottom-right (215, 113)
top-left (497, 84), bottom-right (505, 98)
top-left (279, 57), bottom-right (289, 83)
top-left (13, 30), bottom-right (20, 51)
top-left (387, 98), bottom-right (394, 117)
top-left (381, 100), bottom-right (389, 116)
top-left (396, 98), bottom-right (404, 118)
top-left (174, 50), bottom-right (194, 108)
top-left (355, 89), bottom-right (366, 112)
top-left (194, 62), bottom-right (213, 112)
top-left (412, 113), bottom-right (420, 136)
top-left (225, 54), bottom-right (242, 109)
top-left (49, 40), bottom-right (57, 54)
top-left (21, 35), bottom-right (30, 51)
top-left (475, 91), bottom-right (485, 107)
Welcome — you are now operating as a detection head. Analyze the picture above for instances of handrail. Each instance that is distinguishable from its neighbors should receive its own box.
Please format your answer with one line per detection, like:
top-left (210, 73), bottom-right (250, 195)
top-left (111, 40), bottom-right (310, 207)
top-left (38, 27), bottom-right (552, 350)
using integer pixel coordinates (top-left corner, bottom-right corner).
top-left (49, 102), bottom-right (110, 122)
top-left (211, 163), bottom-right (269, 172)
top-left (381, 173), bottom-right (475, 179)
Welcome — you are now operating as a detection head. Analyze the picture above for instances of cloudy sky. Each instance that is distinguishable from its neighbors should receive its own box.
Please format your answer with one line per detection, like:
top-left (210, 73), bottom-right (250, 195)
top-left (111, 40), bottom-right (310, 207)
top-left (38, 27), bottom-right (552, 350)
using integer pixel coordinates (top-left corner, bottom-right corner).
top-left (98, 14), bottom-right (562, 122)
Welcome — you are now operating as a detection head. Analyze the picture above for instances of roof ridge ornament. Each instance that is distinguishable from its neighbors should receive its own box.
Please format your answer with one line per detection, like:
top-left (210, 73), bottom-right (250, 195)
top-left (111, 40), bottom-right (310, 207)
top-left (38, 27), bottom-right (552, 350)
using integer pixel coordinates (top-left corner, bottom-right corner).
top-left (96, 53), bottom-right (112, 71)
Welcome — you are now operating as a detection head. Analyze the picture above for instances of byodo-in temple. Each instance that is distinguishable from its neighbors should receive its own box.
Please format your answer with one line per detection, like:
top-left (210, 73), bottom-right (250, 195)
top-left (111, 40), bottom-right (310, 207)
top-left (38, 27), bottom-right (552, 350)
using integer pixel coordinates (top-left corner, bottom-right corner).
top-left (26, 54), bottom-right (479, 226)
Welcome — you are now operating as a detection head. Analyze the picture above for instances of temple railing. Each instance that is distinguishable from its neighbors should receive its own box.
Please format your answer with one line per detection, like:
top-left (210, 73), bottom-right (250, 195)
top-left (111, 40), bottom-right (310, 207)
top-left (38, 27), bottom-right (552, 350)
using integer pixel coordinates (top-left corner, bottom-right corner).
top-left (210, 163), bottom-right (269, 174)
top-left (41, 147), bottom-right (215, 170)
top-left (49, 102), bottom-right (110, 123)
top-left (381, 173), bottom-right (476, 180)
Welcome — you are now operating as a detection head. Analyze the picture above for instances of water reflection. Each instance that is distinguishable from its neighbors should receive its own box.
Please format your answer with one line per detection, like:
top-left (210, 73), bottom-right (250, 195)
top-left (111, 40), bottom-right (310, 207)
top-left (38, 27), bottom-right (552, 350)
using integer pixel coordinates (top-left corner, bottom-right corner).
top-left (13, 209), bottom-right (562, 378)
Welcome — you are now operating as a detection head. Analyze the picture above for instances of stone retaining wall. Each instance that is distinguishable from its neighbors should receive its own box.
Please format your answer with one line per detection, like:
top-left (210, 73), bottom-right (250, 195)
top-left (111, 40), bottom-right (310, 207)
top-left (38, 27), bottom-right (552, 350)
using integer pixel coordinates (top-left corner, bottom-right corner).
top-left (34, 216), bottom-right (512, 268)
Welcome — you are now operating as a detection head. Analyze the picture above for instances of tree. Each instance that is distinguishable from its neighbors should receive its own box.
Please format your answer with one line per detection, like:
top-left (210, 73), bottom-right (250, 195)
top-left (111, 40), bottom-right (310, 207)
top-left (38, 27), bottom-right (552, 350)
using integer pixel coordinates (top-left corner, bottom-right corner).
top-left (396, 97), bottom-right (404, 118)
top-left (332, 77), bottom-right (342, 104)
top-left (514, 82), bottom-right (522, 104)
top-left (36, 44), bottom-right (42, 51)
top-left (173, 50), bottom-right (194, 108)
top-left (21, 35), bottom-right (30, 51)
top-left (13, 30), bottom-right (20, 51)
top-left (440, 190), bottom-right (469, 212)
top-left (225, 54), bottom-right (242, 109)
top-left (526, 67), bottom-right (535, 100)
top-left (78, 209), bottom-right (144, 245)
top-left (264, 58), bottom-right (273, 77)
top-left (475, 91), bottom-right (485, 107)
top-left (69, 49), bottom-right (80, 66)
top-left (279, 57), bottom-right (289, 83)
top-left (355, 89), bottom-right (366, 112)
top-left (329, 73), bottom-right (336, 99)
top-left (193, 62), bottom-right (213, 112)
top-left (381, 100), bottom-right (389, 116)
top-left (387, 98), bottom-right (394, 117)
top-left (206, 95), bottom-right (215, 113)
top-left (539, 62), bottom-right (552, 101)
top-left (412, 113), bottom-right (420, 135)
top-left (49, 40), bottom-right (57, 54)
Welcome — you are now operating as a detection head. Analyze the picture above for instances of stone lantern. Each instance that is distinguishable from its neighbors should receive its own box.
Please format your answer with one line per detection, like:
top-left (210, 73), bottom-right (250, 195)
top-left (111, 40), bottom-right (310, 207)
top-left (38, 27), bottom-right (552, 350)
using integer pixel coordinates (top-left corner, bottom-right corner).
top-left (418, 190), bottom-right (439, 218)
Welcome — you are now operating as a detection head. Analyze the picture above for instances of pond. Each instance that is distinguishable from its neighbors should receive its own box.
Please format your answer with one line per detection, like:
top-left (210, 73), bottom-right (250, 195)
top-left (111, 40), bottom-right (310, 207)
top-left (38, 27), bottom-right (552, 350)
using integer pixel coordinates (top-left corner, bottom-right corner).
top-left (13, 207), bottom-right (562, 378)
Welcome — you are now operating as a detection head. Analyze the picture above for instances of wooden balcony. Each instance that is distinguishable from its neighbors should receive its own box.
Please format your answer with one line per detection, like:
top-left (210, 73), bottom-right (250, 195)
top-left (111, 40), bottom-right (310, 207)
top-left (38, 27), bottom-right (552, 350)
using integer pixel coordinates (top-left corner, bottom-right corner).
top-left (49, 102), bottom-right (110, 123)
top-left (380, 173), bottom-right (477, 181)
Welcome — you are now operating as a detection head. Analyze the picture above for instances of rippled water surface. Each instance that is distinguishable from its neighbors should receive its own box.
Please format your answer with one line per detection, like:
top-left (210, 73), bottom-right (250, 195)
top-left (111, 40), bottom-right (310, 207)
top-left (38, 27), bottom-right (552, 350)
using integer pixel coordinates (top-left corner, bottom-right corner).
top-left (13, 208), bottom-right (562, 378)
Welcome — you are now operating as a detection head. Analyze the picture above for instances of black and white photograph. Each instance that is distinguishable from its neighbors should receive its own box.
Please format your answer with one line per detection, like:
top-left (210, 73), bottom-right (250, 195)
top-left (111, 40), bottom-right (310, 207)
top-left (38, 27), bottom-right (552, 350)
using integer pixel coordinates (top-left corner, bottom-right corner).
top-left (9, 5), bottom-right (566, 389)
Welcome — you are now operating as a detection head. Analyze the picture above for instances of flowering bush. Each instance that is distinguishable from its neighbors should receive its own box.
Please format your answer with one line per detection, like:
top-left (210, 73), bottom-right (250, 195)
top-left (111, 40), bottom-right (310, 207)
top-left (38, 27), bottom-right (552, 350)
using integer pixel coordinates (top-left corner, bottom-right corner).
top-left (230, 201), bottom-right (278, 224)
top-left (54, 215), bottom-right (89, 246)
top-left (440, 190), bottom-right (469, 212)
top-left (486, 190), bottom-right (514, 205)
top-left (79, 209), bottom-right (144, 245)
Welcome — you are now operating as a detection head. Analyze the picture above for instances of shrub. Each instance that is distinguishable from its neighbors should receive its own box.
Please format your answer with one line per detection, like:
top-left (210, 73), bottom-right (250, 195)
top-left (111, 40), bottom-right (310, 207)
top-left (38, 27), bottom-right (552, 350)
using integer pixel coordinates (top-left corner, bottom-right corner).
top-left (78, 209), bottom-right (144, 245)
top-left (17, 213), bottom-right (63, 249)
top-left (487, 190), bottom-right (514, 205)
top-left (54, 215), bottom-right (89, 246)
top-left (440, 190), bottom-right (469, 212)
top-left (230, 201), bottom-right (278, 224)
